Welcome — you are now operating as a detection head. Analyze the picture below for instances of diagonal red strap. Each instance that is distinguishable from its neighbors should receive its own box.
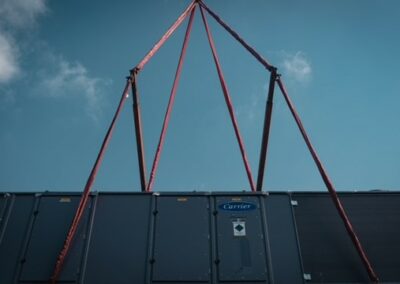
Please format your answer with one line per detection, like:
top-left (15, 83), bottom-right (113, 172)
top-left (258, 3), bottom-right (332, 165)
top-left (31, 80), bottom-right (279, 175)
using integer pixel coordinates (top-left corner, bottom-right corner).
top-left (199, 1), bottom-right (274, 72)
top-left (200, 6), bottom-right (256, 192)
top-left (199, 2), bottom-right (379, 279)
top-left (50, 80), bottom-right (131, 284)
top-left (146, 6), bottom-right (197, 192)
top-left (136, 0), bottom-right (197, 72)
top-left (276, 77), bottom-right (379, 283)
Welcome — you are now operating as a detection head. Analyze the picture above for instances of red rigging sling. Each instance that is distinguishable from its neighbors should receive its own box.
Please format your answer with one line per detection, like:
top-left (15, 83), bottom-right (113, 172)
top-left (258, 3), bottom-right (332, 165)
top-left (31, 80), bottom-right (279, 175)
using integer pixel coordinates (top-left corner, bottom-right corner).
top-left (146, 6), bottom-right (197, 193)
top-left (50, 1), bottom-right (379, 283)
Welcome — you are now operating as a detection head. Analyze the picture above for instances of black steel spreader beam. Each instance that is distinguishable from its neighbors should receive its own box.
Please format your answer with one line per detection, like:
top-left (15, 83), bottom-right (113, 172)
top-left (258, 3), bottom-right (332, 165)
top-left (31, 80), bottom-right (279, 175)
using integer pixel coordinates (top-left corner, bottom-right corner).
top-left (256, 69), bottom-right (277, 192)
top-left (130, 70), bottom-right (147, 192)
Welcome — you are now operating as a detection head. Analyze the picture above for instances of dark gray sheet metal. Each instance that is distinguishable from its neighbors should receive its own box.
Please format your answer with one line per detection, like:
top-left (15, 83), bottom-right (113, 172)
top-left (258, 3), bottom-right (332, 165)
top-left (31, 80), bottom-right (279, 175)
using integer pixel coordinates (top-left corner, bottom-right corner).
top-left (0, 194), bottom-right (36, 284)
top-left (0, 193), bottom-right (10, 239)
top-left (19, 195), bottom-right (91, 282)
top-left (265, 193), bottom-right (304, 284)
top-left (1, 190), bottom-right (398, 284)
top-left (152, 195), bottom-right (211, 282)
top-left (215, 195), bottom-right (268, 282)
top-left (292, 192), bottom-right (400, 283)
top-left (0, 194), bottom-right (8, 229)
top-left (82, 194), bottom-right (152, 284)
top-left (340, 193), bottom-right (400, 282)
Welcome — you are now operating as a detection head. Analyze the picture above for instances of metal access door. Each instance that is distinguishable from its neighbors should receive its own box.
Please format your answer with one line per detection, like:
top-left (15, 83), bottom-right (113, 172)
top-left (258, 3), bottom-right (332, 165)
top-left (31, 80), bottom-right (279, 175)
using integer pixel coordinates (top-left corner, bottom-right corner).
top-left (83, 194), bottom-right (152, 284)
top-left (215, 196), bottom-right (270, 283)
top-left (19, 195), bottom-right (91, 283)
top-left (1, 195), bottom-right (37, 284)
top-left (151, 196), bottom-right (211, 282)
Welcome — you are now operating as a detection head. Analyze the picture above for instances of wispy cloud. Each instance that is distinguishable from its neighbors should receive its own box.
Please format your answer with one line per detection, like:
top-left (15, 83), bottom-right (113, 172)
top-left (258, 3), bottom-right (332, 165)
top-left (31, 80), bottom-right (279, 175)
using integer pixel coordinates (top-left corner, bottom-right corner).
top-left (0, 0), bottom-right (46, 28)
top-left (0, 0), bottom-right (47, 83)
top-left (0, 0), bottom-right (110, 120)
top-left (235, 93), bottom-right (260, 122)
top-left (0, 33), bottom-right (19, 83)
top-left (40, 57), bottom-right (110, 121)
top-left (234, 83), bottom-right (268, 124)
top-left (282, 52), bottom-right (312, 84)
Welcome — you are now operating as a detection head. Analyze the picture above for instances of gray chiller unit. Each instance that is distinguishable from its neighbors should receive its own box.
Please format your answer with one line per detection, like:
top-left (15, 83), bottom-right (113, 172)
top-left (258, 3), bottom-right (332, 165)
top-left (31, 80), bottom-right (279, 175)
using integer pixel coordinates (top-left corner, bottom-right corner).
top-left (1, 192), bottom-right (400, 283)
top-left (0, 192), bottom-right (305, 284)
top-left (1, 1), bottom-right (388, 283)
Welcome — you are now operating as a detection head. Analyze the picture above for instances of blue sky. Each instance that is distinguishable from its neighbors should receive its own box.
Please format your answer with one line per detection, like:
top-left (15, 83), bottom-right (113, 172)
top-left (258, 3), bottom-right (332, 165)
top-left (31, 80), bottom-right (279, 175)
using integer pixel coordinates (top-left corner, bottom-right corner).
top-left (0, 0), bottom-right (399, 192)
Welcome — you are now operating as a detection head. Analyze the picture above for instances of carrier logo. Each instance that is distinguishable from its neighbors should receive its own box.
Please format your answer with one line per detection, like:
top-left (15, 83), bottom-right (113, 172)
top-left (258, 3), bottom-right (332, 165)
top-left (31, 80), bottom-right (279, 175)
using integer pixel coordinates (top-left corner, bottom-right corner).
top-left (219, 202), bottom-right (256, 211)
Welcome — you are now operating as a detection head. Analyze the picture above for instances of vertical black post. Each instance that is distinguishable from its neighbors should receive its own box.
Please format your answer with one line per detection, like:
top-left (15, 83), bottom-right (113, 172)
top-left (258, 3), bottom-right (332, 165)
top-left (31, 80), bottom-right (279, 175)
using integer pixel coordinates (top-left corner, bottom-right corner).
top-left (256, 68), bottom-right (277, 191)
top-left (130, 70), bottom-right (148, 192)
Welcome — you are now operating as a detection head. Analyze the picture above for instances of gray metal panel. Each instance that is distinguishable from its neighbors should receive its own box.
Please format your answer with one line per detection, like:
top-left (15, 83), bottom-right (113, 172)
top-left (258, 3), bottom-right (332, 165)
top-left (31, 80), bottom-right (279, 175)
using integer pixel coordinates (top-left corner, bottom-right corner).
top-left (265, 194), bottom-right (304, 284)
top-left (4, 190), bottom-right (399, 284)
top-left (293, 192), bottom-right (400, 283)
top-left (340, 193), bottom-right (400, 282)
top-left (83, 194), bottom-right (152, 284)
top-left (0, 194), bottom-right (8, 229)
top-left (215, 196), bottom-right (268, 282)
top-left (19, 195), bottom-right (91, 282)
top-left (0, 193), bottom-right (9, 236)
top-left (293, 193), bottom-right (368, 283)
top-left (152, 196), bottom-right (210, 282)
top-left (0, 194), bottom-right (36, 284)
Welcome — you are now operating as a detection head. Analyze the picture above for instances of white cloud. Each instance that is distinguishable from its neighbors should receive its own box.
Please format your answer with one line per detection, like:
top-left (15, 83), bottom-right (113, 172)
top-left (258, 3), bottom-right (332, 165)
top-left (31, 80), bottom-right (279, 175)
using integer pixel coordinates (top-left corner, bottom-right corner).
top-left (0, 0), bottom-right (46, 28)
top-left (0, 0), bottom-right (109, 120)
top-left (0, 0), bottom-right (46, 84)
top-left (0, 33), bottom-right (19, 83)
top-left (282, 52), bottom-right (312, 83)
top-left (41, 57), bottom-right (109, 121)
top-left (234, 85), bottom-right (266, 123)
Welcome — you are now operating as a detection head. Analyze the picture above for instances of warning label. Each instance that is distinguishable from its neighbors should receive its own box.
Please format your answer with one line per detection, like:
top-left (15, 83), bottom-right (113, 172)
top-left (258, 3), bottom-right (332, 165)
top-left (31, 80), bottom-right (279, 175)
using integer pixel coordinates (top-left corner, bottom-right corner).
top-left (232, 219), bottom-right (246, 237)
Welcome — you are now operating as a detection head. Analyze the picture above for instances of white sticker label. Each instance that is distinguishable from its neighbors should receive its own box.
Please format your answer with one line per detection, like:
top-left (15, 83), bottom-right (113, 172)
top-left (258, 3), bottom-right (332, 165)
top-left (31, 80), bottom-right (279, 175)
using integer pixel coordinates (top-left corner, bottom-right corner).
top-left (232, 219), bottom-right (246, 237)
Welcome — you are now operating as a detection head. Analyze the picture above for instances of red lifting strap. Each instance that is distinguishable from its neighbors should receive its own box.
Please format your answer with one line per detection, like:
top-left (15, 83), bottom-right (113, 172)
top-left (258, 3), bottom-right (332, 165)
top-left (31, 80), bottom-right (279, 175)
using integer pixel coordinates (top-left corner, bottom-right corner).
top-left (199, 1), bottom-right (273, 72)
top-left (146, 6), bottom-right (197, 192)
top-left (200, 6), bottom-right (256, 192)
top-left (50, 80), bottom-right (131, 284)
top-left (276, 78), bottom-right (379, 283)
top-left (50, 1), bottom-right (379, 283)
top-left (198, 1), bottom-right (378, 280)
top-left (136, 0), bottom-right (196, 72)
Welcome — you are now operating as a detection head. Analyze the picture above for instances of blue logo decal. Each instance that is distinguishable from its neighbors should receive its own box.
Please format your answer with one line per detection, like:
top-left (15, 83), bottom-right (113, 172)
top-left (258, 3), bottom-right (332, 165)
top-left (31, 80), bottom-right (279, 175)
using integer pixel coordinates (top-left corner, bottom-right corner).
top-left (218, 202), bottom-right (257, 211)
